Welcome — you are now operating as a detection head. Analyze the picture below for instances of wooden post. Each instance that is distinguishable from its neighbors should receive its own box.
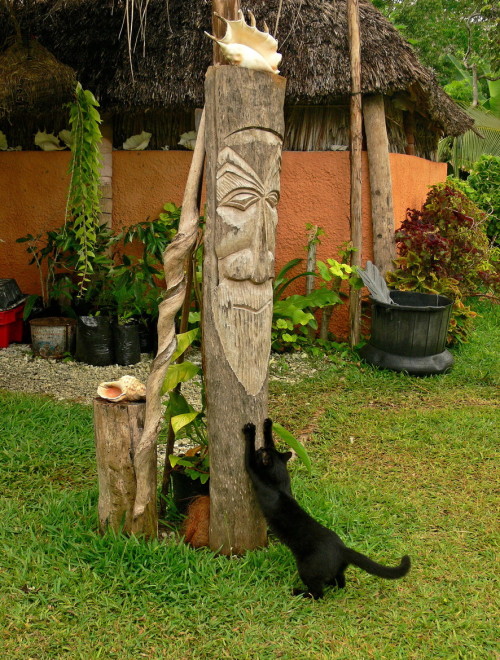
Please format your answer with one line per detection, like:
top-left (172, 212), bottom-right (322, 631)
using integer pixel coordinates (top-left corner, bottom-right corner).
top-left (93, 399), bottom-right (149, 535)
top-left (204, 66), bottom-right (286, 554)
top-left (404, 111), bottom-right (416, 156)
top-left (99, 119), bottom-right (113, 230)
top-left (306, 226), bottom-right (319, 296)
top-left (363, 94), bottom-right (396, 277)
top-left (348, 0), bottom-right (363, 347)
top-left (211, 0), bottom-right (240, 64)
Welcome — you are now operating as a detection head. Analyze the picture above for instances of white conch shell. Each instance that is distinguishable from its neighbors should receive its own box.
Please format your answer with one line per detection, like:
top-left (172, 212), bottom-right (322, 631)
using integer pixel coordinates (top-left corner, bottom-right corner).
top-left (205, 10), bottom-right (281, 74)
top-left (97, 375), bottom-right (146, 402)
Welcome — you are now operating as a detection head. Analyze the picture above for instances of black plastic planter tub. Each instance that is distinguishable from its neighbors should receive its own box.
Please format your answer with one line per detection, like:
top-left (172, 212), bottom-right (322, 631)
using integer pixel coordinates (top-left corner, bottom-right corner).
top-left (360, 291), bottom-right (454, 375)
top-left (75, 316), bottom-right (114, 366)
top-left (113, 321), bottom-right (141, 366)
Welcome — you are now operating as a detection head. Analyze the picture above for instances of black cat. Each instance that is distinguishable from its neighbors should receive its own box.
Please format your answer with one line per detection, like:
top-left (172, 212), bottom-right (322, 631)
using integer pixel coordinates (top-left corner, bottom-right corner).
top-left (243, 419), bottom-right (410, 599)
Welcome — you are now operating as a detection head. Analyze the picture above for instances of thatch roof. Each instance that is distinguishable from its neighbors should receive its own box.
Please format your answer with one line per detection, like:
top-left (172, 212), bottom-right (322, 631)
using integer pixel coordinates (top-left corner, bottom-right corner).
top-left (0, 0), bottom-right (472, 136)
top-left (0, 38), bottom-right (76, 119)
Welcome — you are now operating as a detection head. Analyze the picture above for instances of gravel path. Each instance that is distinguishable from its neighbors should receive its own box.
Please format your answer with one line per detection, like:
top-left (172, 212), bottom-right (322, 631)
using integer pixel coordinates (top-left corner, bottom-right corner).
top-left (0, 343), bottom-right (321, 405)
top-left (0, 343), bottom-right (323, 466)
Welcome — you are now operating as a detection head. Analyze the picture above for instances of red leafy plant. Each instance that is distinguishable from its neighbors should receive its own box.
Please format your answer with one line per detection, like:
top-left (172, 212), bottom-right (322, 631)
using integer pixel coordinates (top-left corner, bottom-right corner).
top-left (387, 182), bottom-right (499, 343)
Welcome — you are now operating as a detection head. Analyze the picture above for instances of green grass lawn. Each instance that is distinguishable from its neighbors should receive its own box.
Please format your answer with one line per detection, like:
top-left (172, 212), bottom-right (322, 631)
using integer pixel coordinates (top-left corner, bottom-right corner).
top-left (0, 301), bottom-right (498, 659)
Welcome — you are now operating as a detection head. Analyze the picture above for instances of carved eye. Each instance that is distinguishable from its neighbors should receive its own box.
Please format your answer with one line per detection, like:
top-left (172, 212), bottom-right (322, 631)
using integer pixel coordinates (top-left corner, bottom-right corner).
top-left (266, 191), bottom-right (279, 208)
top-left (219, 189), bottom-right (261, 211)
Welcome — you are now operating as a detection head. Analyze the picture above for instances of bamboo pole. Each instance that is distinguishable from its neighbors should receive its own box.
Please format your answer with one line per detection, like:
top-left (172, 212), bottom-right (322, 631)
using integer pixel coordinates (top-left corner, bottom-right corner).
top-left (348, 0), bottom-right (363, 348)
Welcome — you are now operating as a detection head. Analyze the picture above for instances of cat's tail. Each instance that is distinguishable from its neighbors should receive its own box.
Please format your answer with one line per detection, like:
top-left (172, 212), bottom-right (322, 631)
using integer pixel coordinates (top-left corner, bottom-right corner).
top-left (344, 548), bottom-right (411, 579)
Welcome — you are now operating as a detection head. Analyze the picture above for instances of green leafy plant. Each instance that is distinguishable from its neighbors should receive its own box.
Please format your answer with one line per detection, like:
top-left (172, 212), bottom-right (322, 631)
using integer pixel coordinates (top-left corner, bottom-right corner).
top-left (271, 240), bottom-right (362, 352)
top-left (16, 222), bottom-right (113, 319)
top-left (65, 84), bottom-right (103, 290)
top-left (315, 243), bottom-right (363, 340)
top-left (450, 155), bottom-right (500, 242)
top-left (387, 181), bottom-right (499, 343)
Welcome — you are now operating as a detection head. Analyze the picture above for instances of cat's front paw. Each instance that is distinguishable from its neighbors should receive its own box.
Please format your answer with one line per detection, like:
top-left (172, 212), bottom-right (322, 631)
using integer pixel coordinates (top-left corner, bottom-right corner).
top-left (243, 422), bottom-right (256, 434)
top-left (263, 418), bottom-right (273, 430)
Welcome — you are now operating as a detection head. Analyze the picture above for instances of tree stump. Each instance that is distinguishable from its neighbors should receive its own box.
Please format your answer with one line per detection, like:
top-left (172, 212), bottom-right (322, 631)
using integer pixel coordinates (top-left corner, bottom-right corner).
top-left (93, 398), bottom-right (153, 536)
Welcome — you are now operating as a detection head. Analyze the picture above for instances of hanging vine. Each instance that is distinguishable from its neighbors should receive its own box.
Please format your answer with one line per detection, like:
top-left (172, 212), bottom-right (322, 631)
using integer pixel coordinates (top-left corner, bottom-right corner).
top-left (65, 83), bottom-right (103, 291)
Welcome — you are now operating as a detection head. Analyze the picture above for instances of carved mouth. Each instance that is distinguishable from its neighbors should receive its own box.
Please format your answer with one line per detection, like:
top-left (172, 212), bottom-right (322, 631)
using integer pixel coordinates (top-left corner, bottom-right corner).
top-left (233, 300), bottom-right (272, 314)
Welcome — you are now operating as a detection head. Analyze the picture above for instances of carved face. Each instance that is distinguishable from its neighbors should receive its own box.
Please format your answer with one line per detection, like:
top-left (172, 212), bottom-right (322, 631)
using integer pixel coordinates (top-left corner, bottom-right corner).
top-left (213, 134), bottom-right (282, 395)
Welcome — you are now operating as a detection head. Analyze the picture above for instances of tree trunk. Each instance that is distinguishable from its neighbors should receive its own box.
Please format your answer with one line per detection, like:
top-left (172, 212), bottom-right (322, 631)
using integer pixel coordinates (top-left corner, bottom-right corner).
top-left (363, 94), bottom-right (396, 278)
top-left (348, 0), bottom-right (363, 347)
top-left (93, 399), bottom-right (148, 535)
top-left (471, 63), bottom-right (479, 107)
top-left (204, 66), bottom-right (286, 554)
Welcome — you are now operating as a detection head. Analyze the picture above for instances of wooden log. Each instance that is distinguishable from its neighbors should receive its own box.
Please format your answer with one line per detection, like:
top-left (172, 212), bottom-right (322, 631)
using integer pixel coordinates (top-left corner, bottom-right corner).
top-left (348, 0), bottom-right (363, 347)
top-left (204, 66), bottom-right (286, 554)
top-left (93, 398), bottom-right (148, 535)
top-left (363, 94), bottom-right (396, 277)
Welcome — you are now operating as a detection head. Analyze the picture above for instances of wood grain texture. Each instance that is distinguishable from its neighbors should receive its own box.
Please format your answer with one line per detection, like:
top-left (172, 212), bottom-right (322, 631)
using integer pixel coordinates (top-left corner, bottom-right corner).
top-left (204, 66), bottom-right (286, 554)
top-left (93, 399), bottom-right (147, 535)
top-left (363, 94), bottom-right (396, 277)
top-left (131, 110), bottom-right (206, 538)
top-left (348, 0), bottom-right (363, 347)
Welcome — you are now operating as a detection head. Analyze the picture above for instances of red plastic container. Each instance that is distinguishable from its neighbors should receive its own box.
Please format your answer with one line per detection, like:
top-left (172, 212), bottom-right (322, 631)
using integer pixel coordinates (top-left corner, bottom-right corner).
top-left (0, 302), bottom-right (25, 348)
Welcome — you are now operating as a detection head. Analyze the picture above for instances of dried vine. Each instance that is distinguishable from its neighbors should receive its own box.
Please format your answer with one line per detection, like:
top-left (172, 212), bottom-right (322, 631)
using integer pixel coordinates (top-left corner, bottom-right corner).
top-left (131, 110), bottom-right (206, 536)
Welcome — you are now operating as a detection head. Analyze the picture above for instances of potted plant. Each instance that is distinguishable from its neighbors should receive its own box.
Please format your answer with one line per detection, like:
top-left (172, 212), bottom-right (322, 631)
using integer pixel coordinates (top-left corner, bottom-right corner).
top-left (16, 224), bottom-right (85, 357)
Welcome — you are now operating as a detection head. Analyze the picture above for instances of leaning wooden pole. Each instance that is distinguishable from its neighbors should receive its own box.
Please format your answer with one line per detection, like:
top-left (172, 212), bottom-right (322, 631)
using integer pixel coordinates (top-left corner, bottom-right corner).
top-left (363, 94), bottom-right (396, 277)
top-left (131, 111), bottom-right (206, 538)
top-left (204, 66), bottom-right (286, 554)
top-left (348, 0), bottom-right (363, 347)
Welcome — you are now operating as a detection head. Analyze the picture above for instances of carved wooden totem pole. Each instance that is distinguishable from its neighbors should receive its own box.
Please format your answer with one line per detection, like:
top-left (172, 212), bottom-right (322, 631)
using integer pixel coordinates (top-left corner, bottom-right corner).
top-left (203, 12), bottom-right (286, 554)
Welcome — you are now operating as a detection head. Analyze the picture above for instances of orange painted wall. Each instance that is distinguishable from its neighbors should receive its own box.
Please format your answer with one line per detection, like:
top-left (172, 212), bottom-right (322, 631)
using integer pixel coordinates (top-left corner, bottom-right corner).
top-left (0, 152), bottom-right (71, 294)
top-left (0, 150), bottom-right (446, 334)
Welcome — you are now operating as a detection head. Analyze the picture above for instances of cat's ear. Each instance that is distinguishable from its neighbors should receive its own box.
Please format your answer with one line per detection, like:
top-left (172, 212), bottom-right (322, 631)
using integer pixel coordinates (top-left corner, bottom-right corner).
top-left (281, 451), bottom-right (293, 463)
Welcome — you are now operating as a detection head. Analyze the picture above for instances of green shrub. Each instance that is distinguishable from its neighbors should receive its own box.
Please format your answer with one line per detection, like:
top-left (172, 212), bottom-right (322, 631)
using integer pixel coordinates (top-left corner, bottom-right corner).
top-left (452, 155), bottom-right (500, 242)
top-left (387, 181), bottom-right (499, 343)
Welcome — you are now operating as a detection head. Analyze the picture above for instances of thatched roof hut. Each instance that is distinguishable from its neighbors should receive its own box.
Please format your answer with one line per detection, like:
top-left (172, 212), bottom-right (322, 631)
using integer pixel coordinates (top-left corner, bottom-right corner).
top-left (0, 0), bottom-right (473, 156)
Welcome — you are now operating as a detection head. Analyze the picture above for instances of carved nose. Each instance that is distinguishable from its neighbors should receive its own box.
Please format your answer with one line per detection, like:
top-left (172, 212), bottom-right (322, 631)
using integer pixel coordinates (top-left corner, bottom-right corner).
top-left (250, 201), bottom-right (273, 284)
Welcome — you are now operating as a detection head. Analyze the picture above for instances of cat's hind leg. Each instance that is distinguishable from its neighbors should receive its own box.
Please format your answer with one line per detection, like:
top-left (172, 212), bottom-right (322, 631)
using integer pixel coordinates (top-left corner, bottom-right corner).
top-left (295, 564), bottom-right (325, 599)
top-left (328, 572), bottom-right (346, 589)
top-left (327, 563), bottom-right (347, 589)
top-left (292, 582), bottom-right (324, 600)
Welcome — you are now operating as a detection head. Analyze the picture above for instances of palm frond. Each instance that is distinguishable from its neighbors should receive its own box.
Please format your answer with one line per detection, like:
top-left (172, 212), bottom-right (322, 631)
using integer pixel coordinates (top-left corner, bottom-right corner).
top-left (438, 104), bottom-right (500, 172)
